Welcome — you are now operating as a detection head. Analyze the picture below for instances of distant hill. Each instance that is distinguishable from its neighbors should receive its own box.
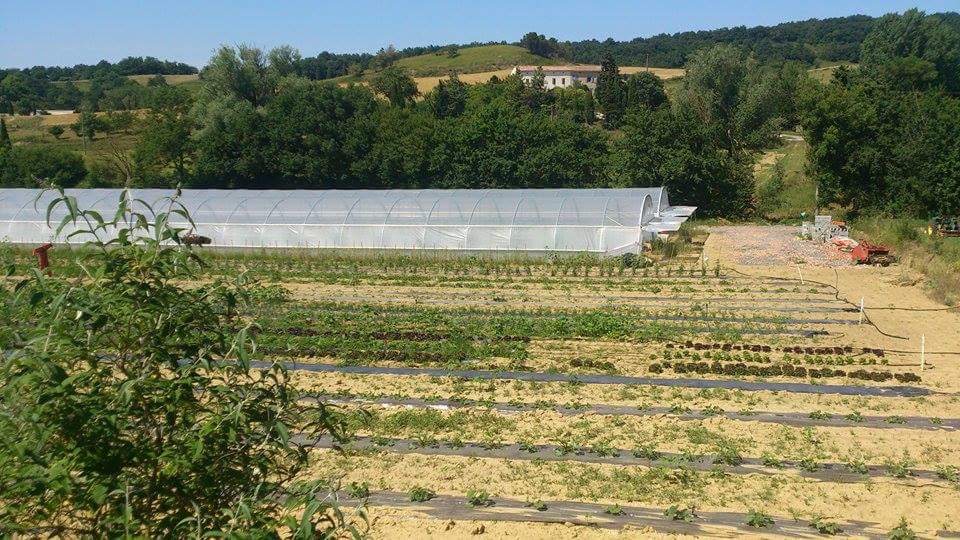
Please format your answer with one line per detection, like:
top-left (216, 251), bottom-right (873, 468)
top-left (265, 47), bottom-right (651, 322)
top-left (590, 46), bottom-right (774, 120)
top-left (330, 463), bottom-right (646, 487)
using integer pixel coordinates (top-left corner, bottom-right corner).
top-left (395, 45), bottom-right (556, 77)
top-left (562, 12), bottom-right (959, 67)
top-left (58, 74), bottom-right (202, 94)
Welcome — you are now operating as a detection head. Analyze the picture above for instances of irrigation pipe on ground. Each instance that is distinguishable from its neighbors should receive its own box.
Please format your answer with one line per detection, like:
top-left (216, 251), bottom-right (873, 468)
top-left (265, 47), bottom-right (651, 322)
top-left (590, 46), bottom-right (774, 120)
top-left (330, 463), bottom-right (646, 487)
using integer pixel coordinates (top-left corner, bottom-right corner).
top-left (340, 490), bottom-right (897, 536)
top-left (304, 435), bottom-right (950, 484)
top-left (262, 361), bottom-right (934, 397)
top-left (312, 395), bottom-right (960, 431)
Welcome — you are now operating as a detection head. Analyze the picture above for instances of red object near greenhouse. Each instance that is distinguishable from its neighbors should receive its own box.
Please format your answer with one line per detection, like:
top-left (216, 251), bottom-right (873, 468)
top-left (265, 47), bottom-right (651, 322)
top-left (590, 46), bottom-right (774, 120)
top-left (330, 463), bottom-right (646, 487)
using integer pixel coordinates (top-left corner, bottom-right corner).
top-left (32, 243), bottom-right (54, 274)
top-left (851, 241), bottom-right (893, 265)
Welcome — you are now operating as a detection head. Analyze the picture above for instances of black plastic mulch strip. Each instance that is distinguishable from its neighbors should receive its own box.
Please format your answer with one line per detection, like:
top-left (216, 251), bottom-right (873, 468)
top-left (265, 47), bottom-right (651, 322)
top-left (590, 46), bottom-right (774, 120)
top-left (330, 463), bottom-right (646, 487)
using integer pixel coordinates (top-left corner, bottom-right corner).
top-left (342, 491), bottom-right (893, 536)
top-left (305, 435), bottom-right (944, 483)
top-left (315, 395), bottom-right (959, 431)
top-left (266, 362), bottom-right (933, 397)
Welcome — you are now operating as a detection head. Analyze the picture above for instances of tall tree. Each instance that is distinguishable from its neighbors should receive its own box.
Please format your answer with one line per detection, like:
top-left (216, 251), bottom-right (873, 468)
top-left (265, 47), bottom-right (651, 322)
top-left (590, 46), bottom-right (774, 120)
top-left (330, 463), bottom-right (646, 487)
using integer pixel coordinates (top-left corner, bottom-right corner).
top-left (595, 54), bottom-right (625, 128)
top-left (0, 117), bottom-right (11, 150)
top-left (371, 66), bottom-right (419, 107)
top-left (427, 75), bottom-right (468, 119)
top-left (134, 86), bottom-right (196, 185)
top-left (623, 71), bottom-right (668, 110)
top-left (860, 8), bottom-right (960, 92)
top-left (203, 45), bottom-right (276, 107)
top-left (610, 106), bottom-right (753, 216)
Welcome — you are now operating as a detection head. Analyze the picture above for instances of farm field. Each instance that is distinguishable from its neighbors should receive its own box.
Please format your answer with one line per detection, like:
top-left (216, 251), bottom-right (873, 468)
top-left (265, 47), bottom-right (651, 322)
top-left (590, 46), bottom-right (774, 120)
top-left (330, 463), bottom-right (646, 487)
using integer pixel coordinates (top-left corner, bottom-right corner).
top-left (57, 73), bottom-right (201, 93)
top-left (274, 227), bottom-right (956, 537)
top-left (396, 44), bottom-right (556, 76)
top-left (3, 224), bottom-right (960, 536)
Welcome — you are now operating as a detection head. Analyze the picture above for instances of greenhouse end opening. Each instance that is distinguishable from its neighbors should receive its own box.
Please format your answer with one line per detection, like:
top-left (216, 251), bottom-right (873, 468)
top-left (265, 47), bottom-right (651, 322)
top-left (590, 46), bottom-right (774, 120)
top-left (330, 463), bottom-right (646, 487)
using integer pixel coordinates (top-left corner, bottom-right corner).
top-left (0, 188), bottom-right (695, 255)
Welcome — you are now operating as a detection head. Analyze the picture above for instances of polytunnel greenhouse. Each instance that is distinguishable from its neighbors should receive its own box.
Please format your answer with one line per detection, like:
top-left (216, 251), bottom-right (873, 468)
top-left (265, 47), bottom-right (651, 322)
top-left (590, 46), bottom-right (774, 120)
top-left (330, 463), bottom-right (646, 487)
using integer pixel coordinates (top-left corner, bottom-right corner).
top-left (0, 188), bottom-right (695, 255)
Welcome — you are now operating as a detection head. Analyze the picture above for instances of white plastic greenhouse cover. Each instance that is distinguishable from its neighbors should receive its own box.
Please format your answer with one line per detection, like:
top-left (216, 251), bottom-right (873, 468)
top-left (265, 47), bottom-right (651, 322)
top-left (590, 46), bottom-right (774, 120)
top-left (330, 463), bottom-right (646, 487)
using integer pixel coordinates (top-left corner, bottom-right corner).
top-left (0, 188), bottom-right (695, 255)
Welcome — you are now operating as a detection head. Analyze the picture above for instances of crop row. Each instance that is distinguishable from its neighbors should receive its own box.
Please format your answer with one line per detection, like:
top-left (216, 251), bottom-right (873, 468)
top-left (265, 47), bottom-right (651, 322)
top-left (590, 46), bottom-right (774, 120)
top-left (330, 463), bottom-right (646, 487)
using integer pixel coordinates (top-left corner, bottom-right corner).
top-left (649, 360), bottom-right (921, 383)
top-left (258, 334), bottom-right (528, 365)
top-left (261, 302), bottom-right (759, 342)
top-left (663, 349), bottom-right (887, 366)
top-left (272, 327), bottom-right (531, 343)
top-left (668, 341), bottom-right (885, 358)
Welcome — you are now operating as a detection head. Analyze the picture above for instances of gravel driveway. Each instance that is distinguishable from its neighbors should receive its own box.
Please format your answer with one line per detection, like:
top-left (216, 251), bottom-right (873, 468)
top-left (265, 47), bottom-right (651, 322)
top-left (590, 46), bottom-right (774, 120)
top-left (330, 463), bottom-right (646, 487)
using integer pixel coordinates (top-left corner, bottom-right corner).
top-left (707, 225), bottom-right (854, 267)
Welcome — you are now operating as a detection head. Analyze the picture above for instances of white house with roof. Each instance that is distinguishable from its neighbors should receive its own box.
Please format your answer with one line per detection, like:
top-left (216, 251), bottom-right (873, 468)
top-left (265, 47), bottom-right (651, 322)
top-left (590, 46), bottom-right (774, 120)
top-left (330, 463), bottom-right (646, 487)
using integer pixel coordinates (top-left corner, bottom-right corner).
top-left (511, 65), bottom-right (602, 90)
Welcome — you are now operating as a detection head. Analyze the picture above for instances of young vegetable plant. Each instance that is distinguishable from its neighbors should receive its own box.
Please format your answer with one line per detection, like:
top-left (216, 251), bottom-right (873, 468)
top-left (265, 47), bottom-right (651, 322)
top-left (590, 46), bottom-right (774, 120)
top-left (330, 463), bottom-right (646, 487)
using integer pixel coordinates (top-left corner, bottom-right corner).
top-left (466, 489), bottom-right (494, 507)
top-left (347, 481), bottom-right (370, 498)
top-left (409, 486), bottom-right (436, 502)
top-left (809, 517), bottom-right (843, 535)
top-left (746, 509), bottom-right (774, 528)
top-left (664, 505), bottom-right (697, 522)
top-left (604, 504), bottom-right (624, 516)
top-left (888, 517), bottom-right (916, 540)
top-left (526, 500), bottom-right (548, 512)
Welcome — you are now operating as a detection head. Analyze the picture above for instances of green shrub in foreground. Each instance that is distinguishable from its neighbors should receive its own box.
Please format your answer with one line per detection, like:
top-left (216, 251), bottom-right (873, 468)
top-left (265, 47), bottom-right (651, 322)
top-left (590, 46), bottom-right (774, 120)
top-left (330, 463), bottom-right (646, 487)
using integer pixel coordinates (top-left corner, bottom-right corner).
top-left (0, 190), bottom-right (363, 537)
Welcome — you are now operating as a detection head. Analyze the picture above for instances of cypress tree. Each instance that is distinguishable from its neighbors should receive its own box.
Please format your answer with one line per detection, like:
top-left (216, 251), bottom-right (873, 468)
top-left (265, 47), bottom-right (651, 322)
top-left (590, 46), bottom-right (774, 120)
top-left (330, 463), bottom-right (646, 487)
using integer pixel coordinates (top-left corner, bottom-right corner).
top-left (0, 117), bottom-right (11, 150)
top-left (596, 54), bottom-right (625, 128)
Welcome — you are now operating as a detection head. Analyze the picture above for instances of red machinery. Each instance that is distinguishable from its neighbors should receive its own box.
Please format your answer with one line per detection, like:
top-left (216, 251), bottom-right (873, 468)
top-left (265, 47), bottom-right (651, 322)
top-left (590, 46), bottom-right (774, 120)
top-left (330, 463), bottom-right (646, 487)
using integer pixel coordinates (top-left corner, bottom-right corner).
top-left (851, 241), bottom-right (894, 266)
top-left (32, 243), bottom-right (54, 274)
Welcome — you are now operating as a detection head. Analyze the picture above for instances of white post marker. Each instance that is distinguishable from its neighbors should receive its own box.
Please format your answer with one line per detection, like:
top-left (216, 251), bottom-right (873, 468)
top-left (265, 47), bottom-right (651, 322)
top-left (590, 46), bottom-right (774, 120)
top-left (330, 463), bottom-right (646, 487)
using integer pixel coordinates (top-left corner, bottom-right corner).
top-left (920, 334), bottom-right (926, 371)
top-left (796, 264), bottom-right (804, 285)
top-left (858, 297), bottom-right (865, 325)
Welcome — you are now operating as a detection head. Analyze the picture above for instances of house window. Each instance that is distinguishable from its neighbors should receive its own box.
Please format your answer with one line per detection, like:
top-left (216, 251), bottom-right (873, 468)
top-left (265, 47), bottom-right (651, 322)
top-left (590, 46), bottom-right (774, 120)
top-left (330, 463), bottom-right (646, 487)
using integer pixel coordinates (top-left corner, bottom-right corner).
top-left (562, 77), bottom-right (566, 85)
top-left (586, 77), bottom-right (592, 82)
top-left (552, 78), bottom-right (556, 85)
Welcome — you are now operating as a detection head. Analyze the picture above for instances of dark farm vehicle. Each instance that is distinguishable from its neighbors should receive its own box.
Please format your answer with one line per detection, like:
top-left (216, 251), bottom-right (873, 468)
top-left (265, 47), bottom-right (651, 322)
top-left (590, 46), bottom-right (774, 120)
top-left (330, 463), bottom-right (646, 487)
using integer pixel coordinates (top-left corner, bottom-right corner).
top-left (928, 217), bottom-right (960, 237)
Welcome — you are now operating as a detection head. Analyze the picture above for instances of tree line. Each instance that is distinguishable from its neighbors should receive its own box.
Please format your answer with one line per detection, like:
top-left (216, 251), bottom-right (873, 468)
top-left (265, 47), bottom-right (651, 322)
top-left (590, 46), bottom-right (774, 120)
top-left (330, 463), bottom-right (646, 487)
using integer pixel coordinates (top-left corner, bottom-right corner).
top-left (2, 9), bottom-right (958, 219)
top-left (801, 9), bottom-right (960, 217)
top-left (1, 39), bottom-right (806, 217)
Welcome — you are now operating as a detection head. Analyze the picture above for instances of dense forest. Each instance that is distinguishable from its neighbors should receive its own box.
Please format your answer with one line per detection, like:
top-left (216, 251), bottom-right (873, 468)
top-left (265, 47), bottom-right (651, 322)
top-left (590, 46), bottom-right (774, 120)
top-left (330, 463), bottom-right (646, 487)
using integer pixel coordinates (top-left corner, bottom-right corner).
top-left (1, 9), bottom-right (958, 218)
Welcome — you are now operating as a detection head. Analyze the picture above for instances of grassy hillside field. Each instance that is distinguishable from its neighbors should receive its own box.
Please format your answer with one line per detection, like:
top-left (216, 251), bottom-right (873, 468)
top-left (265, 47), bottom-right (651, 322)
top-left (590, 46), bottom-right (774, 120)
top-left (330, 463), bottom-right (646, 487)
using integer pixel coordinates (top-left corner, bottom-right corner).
top-left (395, 44), bottom-right (555, 76)
top-left (58, 73), bottom-right (202, 94)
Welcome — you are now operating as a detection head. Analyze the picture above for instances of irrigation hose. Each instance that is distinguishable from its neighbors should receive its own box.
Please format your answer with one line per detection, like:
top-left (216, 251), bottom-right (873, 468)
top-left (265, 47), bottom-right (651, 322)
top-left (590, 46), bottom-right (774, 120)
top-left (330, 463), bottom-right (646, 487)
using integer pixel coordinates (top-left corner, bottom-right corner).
top-left (724, 266), bottom-right (909, 340)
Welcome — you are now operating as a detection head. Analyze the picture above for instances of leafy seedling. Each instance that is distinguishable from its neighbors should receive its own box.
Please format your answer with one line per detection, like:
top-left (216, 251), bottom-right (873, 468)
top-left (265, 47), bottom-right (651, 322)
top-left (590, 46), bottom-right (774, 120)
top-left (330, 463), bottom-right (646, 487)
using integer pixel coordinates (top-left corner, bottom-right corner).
top-left (409, 486), bottom-right (435, 502)
top-left (466, 489), bottom-right (493, 507)
top-left (936, 465), bottom-right (959, 483)
top-left (664, 505), bottom-right (696, 522)
top-left (888, 517), bottom-right (915, 540)
top-left (346, 481), bottom-right (370, 498)
top-left (846, 459), bottom-right (869, 475)
top-left (604, 504), bottom-right (624, 516)
top-left (701, 405), bottom-right (724, 416)
top-left (746, 509), bottom-right (774, 528)
top-left (526, 500), bottom-right (548, 512)
top-left (810, 517), bottom-right (843, 535)
top-left (633, 444), bottom-right (662, 461)
top-left (845, 411), bottom-right (864, 423)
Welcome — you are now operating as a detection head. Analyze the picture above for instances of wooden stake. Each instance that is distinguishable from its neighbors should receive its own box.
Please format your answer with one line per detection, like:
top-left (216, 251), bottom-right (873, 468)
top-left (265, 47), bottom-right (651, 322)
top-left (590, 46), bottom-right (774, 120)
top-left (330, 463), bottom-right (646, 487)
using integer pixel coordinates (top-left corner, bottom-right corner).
top-left (920, 334), bottom-right (926, 371)
top-left (858, 297), bottom-right (865, 325)
top-left (796, 264), bottom-right (804, 285)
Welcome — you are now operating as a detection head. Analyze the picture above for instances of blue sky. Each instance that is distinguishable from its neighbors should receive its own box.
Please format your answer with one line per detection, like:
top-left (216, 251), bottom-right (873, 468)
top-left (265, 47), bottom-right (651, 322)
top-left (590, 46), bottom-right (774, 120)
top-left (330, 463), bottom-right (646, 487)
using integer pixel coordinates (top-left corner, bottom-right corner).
top-left (1, 0), bottom-right (957, 68)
